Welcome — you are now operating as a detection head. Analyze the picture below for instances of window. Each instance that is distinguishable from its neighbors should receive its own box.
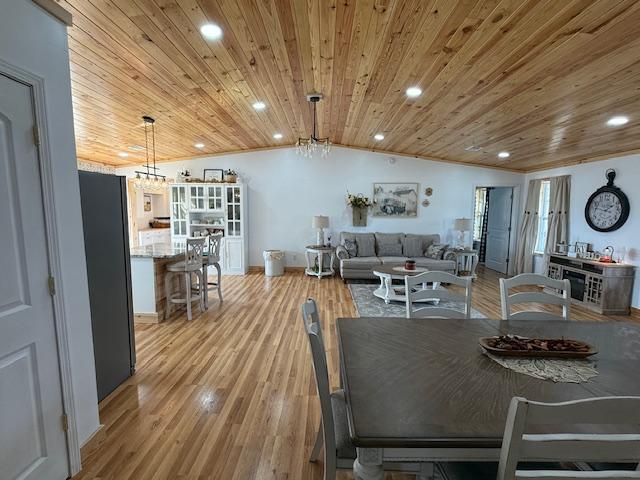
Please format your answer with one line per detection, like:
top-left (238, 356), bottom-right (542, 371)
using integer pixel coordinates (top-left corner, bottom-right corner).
top-left (534, 180), bottom-right (551, 254)
top-left (473, 187), bottom-right (487, 242)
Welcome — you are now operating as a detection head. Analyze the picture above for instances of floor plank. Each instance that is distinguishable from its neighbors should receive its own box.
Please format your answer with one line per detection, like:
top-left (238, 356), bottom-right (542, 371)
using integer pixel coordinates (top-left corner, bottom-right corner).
top-left (74, 267), bottom-right (639, 479)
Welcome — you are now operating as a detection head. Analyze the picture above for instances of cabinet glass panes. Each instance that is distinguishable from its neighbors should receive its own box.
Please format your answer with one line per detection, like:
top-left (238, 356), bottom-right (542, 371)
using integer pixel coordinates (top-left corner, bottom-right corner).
top-left (226, 186), bottom-right (241, 236)
top-left (207, 186), bottom-right (223, 211)
top-left (190, 186), bottom-right (205, 210)
top-left (171, 186), bottom-right (187, 236)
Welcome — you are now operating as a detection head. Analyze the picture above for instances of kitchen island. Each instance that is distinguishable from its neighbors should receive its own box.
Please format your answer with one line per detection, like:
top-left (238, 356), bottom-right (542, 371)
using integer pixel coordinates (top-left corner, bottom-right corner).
top-left (130, 243), bottom-right (185, 323)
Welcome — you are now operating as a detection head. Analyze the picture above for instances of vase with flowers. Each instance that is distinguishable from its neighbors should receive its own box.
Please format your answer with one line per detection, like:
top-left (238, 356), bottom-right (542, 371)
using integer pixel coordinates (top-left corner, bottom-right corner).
top-left (346, 193), bottom-right (372, 227)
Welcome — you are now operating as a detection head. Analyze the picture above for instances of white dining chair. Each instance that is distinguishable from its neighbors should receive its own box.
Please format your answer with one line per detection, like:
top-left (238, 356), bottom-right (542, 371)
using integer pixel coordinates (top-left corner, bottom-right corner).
top-left (499, 273), bottom-right (571, 321)
top-left (202, 232), bottom-right (223, 309)
top-left (164, 237), bottom-right (206, 321)
top-left (438, 396), bottom-right (640, 480)
top-left (301, 298), bottom-right (356, 480)
top-left (405, 271), bottom-right (472, 319)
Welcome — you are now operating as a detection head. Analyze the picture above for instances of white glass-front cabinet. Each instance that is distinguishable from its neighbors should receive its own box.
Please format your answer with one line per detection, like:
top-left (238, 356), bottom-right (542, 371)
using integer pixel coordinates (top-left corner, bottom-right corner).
top-left (206, 185), bottom-right (223, 211)
top-left (170, 183), bottom-right (248, 275)
top-left (170, 185), bottom-right (188, 239)
top-left (189, 185), bottom-right (206, 211)
top-left (222, 185), bottom-right (246, 274)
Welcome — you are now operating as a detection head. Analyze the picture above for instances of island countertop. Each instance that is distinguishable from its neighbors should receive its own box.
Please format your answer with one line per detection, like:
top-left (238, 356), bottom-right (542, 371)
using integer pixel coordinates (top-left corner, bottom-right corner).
top-left (130, 243), bottom-right (184, 259)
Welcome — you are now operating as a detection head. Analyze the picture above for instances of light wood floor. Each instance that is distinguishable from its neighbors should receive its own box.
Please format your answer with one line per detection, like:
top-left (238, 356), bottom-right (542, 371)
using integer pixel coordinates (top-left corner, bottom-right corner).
top-left (74, 266), bottom-right (639, 480)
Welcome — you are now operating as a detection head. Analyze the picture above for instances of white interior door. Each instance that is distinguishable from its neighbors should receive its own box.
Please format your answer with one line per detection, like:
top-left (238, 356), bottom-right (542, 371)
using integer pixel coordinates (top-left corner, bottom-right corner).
top-left (485, 187), bottom-right (513, 274)
top-left (0, 74), bottom-right (69, 479)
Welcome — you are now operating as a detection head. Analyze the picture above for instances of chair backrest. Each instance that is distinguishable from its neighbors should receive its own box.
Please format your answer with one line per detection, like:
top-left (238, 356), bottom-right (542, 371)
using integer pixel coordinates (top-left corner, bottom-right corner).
top-left (185, 237), bottom-right (206, 269)
top-left (405, 271), bottom-right (472, 319)
top-left (497, 396), bottom-right (640, 480)
top-left (207, 232), bottom-right (223, 262)
top-left (301, 298), bottom-right (337, 474)
top-left (499, 273), bottom-right (571, 321)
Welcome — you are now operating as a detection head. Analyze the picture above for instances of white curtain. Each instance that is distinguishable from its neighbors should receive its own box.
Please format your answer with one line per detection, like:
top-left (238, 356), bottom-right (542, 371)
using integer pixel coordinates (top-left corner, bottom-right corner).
top-left (514, 179), bottom-right (542, 274)
top-left (543, 175), bottom-right (571, 271)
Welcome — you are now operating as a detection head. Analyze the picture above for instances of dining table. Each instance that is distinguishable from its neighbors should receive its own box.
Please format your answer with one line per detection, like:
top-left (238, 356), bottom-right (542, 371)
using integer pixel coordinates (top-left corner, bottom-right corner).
top-left (336, 317), bottom-right (640, 480)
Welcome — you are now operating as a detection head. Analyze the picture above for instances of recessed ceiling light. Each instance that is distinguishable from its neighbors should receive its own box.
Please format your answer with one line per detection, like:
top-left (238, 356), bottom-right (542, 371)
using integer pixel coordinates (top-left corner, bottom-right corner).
top-left (273, 133), bottom-right (283, 139)
top-left (374, 133), bottom-right (385, 141)
top-left (200, 23), bottom-right (222, 40)
top-left (406, 86), bottom-right (422, 98)
top-left (117, 152), bottom-right (129, 158)
top-left (194, 143), bottom-right (205, 149)
top-left (252, 101), bottom-right (266, 110)
top-left (498, 151), bottom-right (510, 158)
top-left (607, 116), bottom-right (629, 127)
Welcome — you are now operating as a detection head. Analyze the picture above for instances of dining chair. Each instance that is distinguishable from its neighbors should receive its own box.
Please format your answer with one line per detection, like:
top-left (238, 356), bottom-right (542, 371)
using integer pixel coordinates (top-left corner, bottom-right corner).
top-left (164, 237), bottom-right (206, 321)
top-left (301, 298), bottom-right (356, 480)
top-left (437, 396), bottom-right (640, 480)
top-left (405, 271), bottom-right (472, 319)
top-left (202, 232), bottom-right (223, 309)
top-left (499, 273), bottom-right (571, 320)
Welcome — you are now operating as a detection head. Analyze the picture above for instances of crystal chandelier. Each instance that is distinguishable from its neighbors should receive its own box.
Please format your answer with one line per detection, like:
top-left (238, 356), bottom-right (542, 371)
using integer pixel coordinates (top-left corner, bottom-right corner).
top-left (296, 94), bottom-right (331, 158)
top-left (133, 116), bottom-right (167, 190)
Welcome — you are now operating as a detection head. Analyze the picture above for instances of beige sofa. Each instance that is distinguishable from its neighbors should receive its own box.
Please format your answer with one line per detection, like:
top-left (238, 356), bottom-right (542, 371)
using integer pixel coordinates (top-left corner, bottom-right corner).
top-left (336, 232), bottom-right (456, 280)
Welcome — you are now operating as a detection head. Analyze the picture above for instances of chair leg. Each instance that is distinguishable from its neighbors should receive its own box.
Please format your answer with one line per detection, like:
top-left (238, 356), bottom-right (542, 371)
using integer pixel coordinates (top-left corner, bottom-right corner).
top-left (197, 270), bottom-right (205, 312)
top-left (164, 272), bottom-right (172, 320)
top-left (202, 265), bottom-right (209, 310)
top-left (309, 424), bottom-right (323, 462)
top-left (214, 262), bottom-right (223, 303)
top-left (184, 272), bottom-right (192, 321)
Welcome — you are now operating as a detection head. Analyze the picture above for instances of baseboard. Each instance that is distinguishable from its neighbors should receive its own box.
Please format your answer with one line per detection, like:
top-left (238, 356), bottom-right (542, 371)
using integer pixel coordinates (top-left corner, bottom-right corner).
top-left (80, 424), bottom-right (106, 462)
top-left (248, 266), bottom-right (305, 273)
top-left (134, 312), bottom-right (161, 324)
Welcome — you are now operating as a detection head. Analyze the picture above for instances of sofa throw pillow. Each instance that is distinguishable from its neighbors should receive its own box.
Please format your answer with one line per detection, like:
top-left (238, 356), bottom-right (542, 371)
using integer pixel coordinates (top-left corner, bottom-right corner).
top-left (355, 234), bottom-right (376, 257)
top-left (403, 236), bottom-right (423, 258)
top-left (377, 243), bottom-right (403, 257)
top-left (424, 243), bottom-right (448, 259)
top-left (343, 239), bottom-right (357, 258)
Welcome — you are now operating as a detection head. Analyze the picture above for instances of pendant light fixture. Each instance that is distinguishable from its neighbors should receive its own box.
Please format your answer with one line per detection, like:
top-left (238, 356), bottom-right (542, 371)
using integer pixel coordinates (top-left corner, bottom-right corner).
top-left (296, 94), bottom-right (331, 158)
top-left (133, 116), bottom-right (166, 190)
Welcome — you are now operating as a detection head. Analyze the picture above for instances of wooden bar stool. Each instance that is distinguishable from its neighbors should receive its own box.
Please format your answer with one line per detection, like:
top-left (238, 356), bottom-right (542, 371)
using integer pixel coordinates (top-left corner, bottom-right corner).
top-left (202, 232), bottom-right (223, 309)
top-left (164, 237), bottom-right (206, 321)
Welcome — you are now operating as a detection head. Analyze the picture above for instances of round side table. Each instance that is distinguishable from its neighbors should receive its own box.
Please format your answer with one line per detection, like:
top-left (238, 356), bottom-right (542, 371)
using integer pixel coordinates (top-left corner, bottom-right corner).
top-left (305, 245), bottom-right (336, 279)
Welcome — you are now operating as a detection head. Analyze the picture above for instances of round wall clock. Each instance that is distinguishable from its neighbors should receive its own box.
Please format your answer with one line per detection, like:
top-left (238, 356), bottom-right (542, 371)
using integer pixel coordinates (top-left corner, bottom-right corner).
top-left (584, 169), bottom-right (629, 232)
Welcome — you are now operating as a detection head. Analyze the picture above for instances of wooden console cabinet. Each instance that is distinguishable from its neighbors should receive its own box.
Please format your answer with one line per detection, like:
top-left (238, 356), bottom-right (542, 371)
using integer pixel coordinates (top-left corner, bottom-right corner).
top-left (547, 255), bottom-right (635, 315)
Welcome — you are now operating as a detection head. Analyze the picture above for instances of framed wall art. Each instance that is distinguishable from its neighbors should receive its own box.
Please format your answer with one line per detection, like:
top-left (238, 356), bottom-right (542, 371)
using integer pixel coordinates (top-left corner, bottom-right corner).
top-left (372, 183), bottom-right (419, 217)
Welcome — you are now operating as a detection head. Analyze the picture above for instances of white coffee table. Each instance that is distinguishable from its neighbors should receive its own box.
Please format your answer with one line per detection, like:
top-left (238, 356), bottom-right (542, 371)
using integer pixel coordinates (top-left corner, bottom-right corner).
top-left (372, 265), bottom-right (440, 305)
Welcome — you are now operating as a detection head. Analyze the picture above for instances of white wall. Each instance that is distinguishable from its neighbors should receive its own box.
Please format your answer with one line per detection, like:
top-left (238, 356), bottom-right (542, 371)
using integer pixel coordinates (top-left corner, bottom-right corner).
top-left (117, 146), bottom-right (524, 267)
top-left (525, 154), bottom-right (640, 308)
top-left (1, 0), bottom-right (99, 445)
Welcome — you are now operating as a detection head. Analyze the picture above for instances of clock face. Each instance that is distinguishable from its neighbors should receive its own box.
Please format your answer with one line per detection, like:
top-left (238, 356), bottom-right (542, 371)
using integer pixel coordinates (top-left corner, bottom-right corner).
top-left (587, 191), bottom-right (623, 230)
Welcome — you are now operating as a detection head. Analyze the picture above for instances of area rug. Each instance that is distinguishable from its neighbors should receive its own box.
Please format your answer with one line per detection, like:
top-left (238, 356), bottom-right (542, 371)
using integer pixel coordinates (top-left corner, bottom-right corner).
top-left (347, 283), bottom-right (486, 318)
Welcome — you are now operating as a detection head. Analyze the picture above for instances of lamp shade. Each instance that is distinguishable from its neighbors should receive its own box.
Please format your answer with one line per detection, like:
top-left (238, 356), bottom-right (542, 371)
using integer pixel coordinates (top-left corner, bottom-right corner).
top-left (312, 215), bottom-right (329, 229)
top-left (454, 218), bottom-right (472, 232)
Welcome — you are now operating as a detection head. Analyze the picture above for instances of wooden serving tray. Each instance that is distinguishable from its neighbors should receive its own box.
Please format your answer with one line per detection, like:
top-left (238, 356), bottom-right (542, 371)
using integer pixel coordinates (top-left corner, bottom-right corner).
top-left (478, 336), bottom-right (598, 359)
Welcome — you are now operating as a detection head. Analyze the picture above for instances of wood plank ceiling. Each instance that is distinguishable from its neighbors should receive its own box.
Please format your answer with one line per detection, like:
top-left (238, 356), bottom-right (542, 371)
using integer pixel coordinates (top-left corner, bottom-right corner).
top-left (63, 0), bottom-right (640, 171)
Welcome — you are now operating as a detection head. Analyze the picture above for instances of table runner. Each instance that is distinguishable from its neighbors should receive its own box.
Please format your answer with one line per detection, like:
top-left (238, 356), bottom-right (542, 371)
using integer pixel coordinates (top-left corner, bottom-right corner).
top-left (485, 352), bottom-right (598, 383)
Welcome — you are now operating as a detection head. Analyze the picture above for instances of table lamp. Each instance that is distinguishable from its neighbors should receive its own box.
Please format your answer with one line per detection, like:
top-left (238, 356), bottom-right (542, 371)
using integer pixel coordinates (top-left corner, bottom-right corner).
top-left (312, 215), bottom-right (329, 246)
top-left (454, 217), bottom-right (472, 248)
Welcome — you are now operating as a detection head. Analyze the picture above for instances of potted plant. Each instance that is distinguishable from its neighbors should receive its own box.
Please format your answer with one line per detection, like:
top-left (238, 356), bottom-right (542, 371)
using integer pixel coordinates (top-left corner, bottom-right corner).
top-left (346, 193), bottom-right (372, 227)
top-left (224, 169), bottom-right (238, 183)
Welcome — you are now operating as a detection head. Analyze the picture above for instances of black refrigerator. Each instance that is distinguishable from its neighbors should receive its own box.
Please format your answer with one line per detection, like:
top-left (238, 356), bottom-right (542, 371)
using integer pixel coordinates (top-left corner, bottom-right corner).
top-left (79, 171), bottom-right (136, 402)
